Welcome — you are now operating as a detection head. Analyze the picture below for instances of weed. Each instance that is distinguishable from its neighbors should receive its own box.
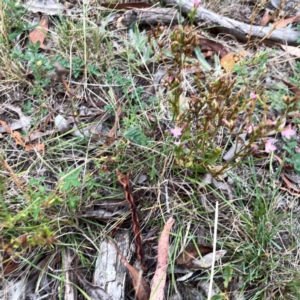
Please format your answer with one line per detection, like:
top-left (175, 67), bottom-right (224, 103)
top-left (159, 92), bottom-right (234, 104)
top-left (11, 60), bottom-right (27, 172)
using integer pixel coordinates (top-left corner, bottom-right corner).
top-left (12, 42), bottom-right (53, 95)
top-left (283, 138), bottom-right (300, 175)
top-left (150, 25), bottom-right (298, 174)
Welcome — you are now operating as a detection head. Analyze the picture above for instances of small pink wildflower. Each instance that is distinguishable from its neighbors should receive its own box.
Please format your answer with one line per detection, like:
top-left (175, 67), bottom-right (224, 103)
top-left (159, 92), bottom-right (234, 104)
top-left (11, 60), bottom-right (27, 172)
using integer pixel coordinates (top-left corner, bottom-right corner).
top-left (246, 123), bottom-right (257, 134)
top-left (250, 92), bottom-right (257, 99)
top-left (191, 0), bottom-right (201, 8)
top-left (170, 126), bottom-right (183, 138)
top-left (265, 139), bottom-right (277, 153)
top-left (251, 144), bottom-right (259, 151)
top-left (266, 119), bottom-right (276, 126)
top-left (174, 140), bottom-right (181, 146)
top-left (281, 124), bottom-right (296, 140)
top-left (222, 118), bottom-right (228, 125)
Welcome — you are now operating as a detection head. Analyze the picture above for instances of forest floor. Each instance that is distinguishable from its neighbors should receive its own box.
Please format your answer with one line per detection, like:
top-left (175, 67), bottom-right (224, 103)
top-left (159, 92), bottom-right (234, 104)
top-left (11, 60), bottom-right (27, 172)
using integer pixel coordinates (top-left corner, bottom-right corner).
top-left (1, 0), bottom-right (300, 299)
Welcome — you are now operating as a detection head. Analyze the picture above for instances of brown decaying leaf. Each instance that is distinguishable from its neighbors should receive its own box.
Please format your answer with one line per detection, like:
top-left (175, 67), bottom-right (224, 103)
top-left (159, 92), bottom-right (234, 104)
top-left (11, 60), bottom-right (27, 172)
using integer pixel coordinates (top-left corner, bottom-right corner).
top-left (105, 104), bottom-right (122, 146)
top-left (0, 121), bottom-right (44, 152)
top-left (25, 143), bottom-right (45, 153)
top-left (281, 173), bottom-right (300, 193)
top-left (109, 240), bottom-right (150, 300)
top-left (101, 2), bottom-right (152, 9)
top-left (260, 9), bottom-right (271, 26)
top-left (0, 104), bottom-right (31, 133)
top-left (220, 51), bottom-right (247, 71)
top-left (150, 216), bottom-right (174, 300)
top-left (279, 44), bottom-right (300, 58)
top-left (24, 130), bottom-right (54, 143)
top-left (274, 15), bottom-right (300, 29)
top-left (29, 15), bottom-right (48, 49)
top-left (198, 38), bottom-right (229, 58)
top-left (187, 250), bottom-right (227, 269)
top-left (116, 170), bottom-right (145, 268)
top-left (176, 244), bottom-right (213, 267)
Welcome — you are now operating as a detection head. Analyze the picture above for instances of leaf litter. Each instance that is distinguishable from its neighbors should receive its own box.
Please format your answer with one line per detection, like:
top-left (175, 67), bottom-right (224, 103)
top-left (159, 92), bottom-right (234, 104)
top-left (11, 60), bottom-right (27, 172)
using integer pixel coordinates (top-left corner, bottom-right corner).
top-left (1, 0), bottom-right (300, 299)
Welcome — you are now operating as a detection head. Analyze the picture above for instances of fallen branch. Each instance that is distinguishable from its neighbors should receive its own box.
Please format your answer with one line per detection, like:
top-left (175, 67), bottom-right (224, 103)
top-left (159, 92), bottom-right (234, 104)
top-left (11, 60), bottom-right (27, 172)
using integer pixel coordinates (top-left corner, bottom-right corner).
top-left (160, 0), bottom-right (300, 46)
top-left (119, 7), bottom-right (182, 27)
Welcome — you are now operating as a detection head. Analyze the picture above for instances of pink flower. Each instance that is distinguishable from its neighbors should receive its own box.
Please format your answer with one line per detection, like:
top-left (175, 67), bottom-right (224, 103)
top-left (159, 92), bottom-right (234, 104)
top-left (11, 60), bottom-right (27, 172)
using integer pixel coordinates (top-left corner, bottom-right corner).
top-left (191, 0), bottom-right (201, 8)
top-left (250, 92), bottom-right (257, 99)
top-left (170, 126), bottom-right (183, 137)
top-left (265, 139), bottom-right (277, 153)
top-left (266, 119), bottom-right (276, 126)
top-left (281, 124), bottom-right (296, 140)
top-left (174, 140), bottom-right (181, 146)
top-left (246, 123), bottom-right (257, 134)
top-left (251, 144), bottom-right (259, 151)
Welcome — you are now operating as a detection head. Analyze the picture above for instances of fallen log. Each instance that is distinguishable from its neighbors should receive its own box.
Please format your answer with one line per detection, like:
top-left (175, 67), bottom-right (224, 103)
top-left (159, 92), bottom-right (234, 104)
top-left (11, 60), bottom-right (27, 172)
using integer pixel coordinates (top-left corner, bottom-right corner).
top-left (163, 0), bottom-right (300, 46)
top-left (119, 1), bottom-right (300, 46)
top-left (118, 7), bottom-right (183, 27)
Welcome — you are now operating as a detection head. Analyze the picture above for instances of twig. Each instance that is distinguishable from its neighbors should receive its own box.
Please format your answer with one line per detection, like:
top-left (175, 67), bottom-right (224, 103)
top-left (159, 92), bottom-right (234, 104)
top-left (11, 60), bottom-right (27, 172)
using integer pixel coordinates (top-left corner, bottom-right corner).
top-left (116, 170), bottom-right (146, 269)
top-left (208, 201), bottom-right (219, 300)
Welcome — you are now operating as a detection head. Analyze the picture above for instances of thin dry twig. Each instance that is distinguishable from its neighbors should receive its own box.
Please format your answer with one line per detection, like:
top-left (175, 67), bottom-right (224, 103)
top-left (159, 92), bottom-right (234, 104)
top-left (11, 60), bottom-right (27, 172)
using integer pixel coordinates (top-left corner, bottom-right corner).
top-left (116, 170), bottom-right (146, 268)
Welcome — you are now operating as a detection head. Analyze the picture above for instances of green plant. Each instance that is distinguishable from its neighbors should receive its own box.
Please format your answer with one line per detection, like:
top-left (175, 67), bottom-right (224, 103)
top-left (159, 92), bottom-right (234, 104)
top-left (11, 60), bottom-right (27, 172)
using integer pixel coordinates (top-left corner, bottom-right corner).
top-left (124, 126), bottom-right (149, 145)
top-left (126, 24), bottom-right (153, 65)
top-left (12, 42), bottom-right (54, 95)
top-left (150, 25), bottom-right (299, 175)
top-left (283, 138), bottom-right (300, 175)
top-left (3, 0), bottom-right (37, 41)
top-left (297, 24), bottom-right (300, 44)
top-left (59, 166), bottom-right (83, 210)
top-left (56, 55), bottom-right (101, 78)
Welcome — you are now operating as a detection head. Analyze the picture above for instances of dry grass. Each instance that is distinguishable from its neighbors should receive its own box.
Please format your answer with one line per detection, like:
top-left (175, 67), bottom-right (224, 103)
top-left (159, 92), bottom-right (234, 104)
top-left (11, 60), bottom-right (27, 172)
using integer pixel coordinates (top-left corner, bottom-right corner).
top-left (1, 0), bottom-right (300, 299)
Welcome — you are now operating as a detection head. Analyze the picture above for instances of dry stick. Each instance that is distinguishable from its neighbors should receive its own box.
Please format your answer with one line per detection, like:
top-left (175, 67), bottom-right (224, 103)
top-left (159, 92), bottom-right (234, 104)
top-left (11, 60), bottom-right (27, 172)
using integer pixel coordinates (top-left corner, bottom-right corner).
top-left (163, 0), bottom-right (300, 46)
top-left (207, 201), bottom-right (219, 300)
top-left (116, 170), bottom-right (146, 269)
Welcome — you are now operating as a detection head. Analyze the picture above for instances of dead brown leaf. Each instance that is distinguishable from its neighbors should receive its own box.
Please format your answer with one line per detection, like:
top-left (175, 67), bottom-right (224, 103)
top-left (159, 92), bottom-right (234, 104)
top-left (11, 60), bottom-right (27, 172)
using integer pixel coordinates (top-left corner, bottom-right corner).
top-left (109, 240), bottom-right (150, 300)
top-left (29, 15), bottom-right (48, 49)
top-left (105, 104), bottom-right (122, 146)
top-left (260, 9), bottom-right (271, 26)
top-left (0, 104), bottom-right (31, 133)
top-left (176, 244), bottom-right (213, 268)
top-left (279, 44), bottom-right (300, 58)
top-left (281, 172), bottom-right (300, 193)
top-left (0, 121), bottom-right (45, 153)
top-left (198, 38), bottom-right (229, 58)
top-left (274, 15), bottom-right (300, 29)
top-left (24, 130), bottom-right (54, 143)
top-left (220, 51), bottom-right (247, 71)
top-left (150, 216), bottom-right (174, 300)
top-left (25, 143), bottom-right (45, 153)
top-left (186, 250), bottom-right (227, 269)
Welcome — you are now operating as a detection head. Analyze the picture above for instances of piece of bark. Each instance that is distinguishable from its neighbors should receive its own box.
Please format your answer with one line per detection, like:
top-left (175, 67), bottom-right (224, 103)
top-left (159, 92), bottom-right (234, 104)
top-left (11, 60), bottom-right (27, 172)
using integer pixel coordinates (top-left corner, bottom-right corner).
top-left (163, 0), bottom-right (300, 46)
top-left (93, 230), bottom-right (132, 300)
top-left (118, 8), bottom-right (182, 27)
top-left (64, 248), bottom-right (77, 300)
